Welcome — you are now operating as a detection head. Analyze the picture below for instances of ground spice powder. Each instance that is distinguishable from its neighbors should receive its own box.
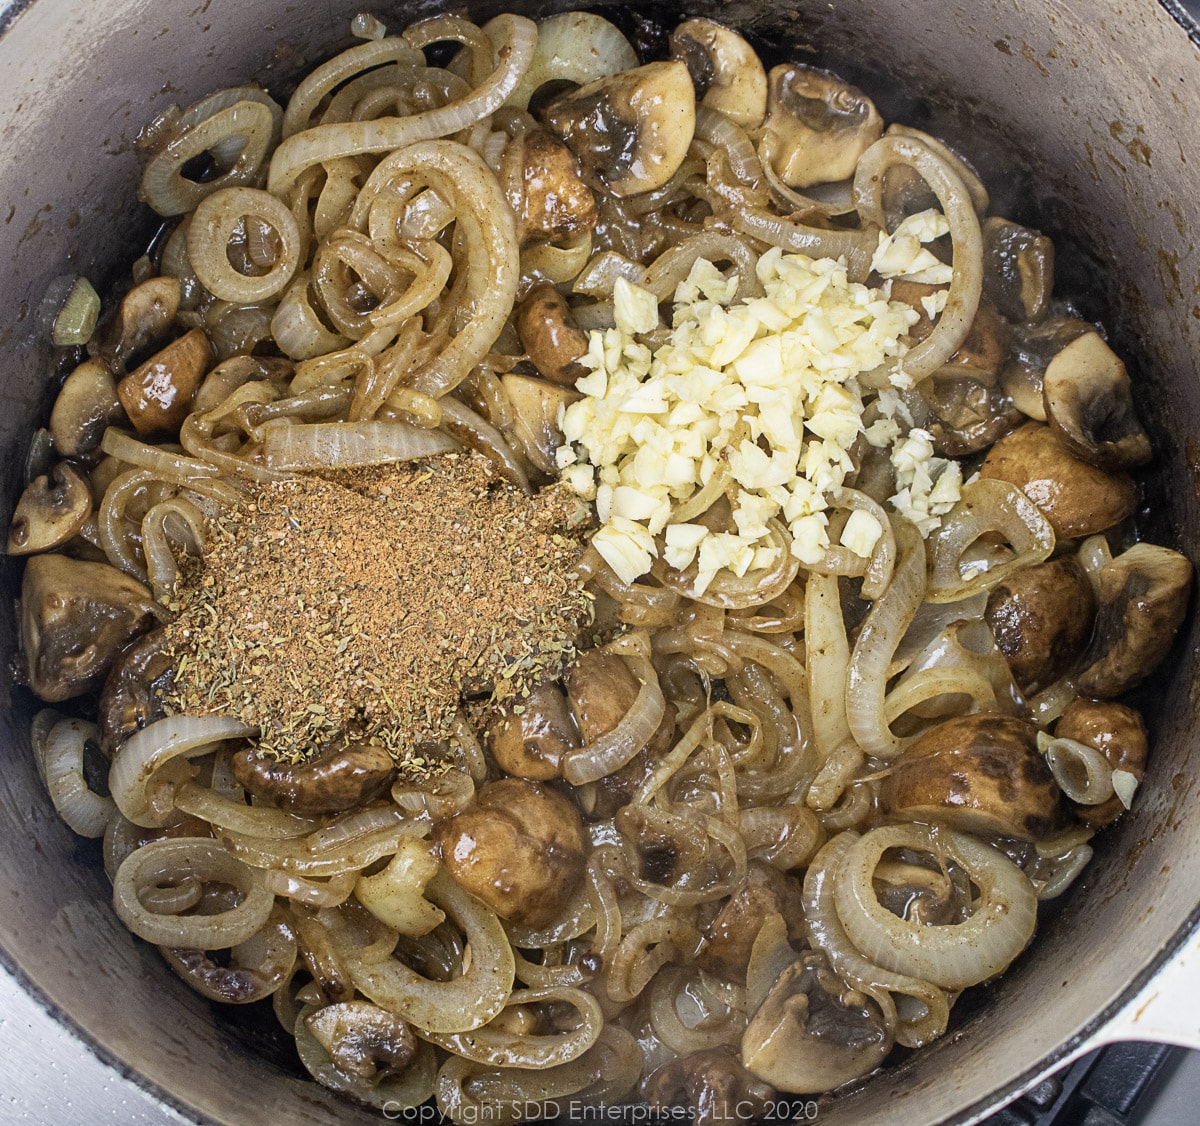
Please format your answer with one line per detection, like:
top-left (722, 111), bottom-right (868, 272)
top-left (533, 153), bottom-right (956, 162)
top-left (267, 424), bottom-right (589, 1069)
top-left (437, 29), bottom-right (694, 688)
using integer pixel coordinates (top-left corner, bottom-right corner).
top-left (161, 452), bottom-right (593, 764)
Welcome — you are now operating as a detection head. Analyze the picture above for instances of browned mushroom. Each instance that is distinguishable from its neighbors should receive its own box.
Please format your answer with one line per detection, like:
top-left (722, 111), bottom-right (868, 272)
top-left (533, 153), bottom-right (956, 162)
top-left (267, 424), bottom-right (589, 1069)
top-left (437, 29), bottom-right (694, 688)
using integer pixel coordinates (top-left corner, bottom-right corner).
top-left (486, 680), bottom-right (580, 781)
top-left (116, 327), bottom-right (212, 434)
top-left (880, 713), bottom-right (1061, 840)
top-left (643, 1047), bottom-right (774, 1126)
top-left (979, 421), bottom-right (1138, 538)
top-left (97, 627), bottom-right (174, 754)
top-left (542, 61), bottom-right (697, 198)
top-left (935, 302), bottom-right (1009, 386)
top-left (697, 863), bottom-right (806, 984)
top-left (1055, 697), bottom-right (1148, 827)
top-left (232, 742), bottom-right (398, 816)
top-left (669, 19), bottom-right (768, 131)
top-left (742, 951), bottom-right (892, 1093)
top-left (7, 461), bottom-right (92, 555)
top-left (20, 553), bottom-right (156, 702)
top-left (91, 275), bottom-right (181, 372)
top-left (921, 376), bottom-right (1023, 457)
top-left (1002, 314), bottom-right (1097, 422)
top-left (433, 777), bottom-right (588, 928)
top-left (515, 282), bottom-right (591, 387)
top-left (1042, 332), bottom-right (1151, 470)
top-left (760, 64), bottom-right (882, 188)
top-left (501, 373), bottom-right (580, 475)
top-left (982, 217), bottom-right (1055, 324)
top-left (305, 1000), bottom-right (416, 1084)
top-left (1076, 542), bottom-right (1193, 698)
top-left (49, 359), bottom-right (125, 457)
top-left (984, 556), bottom-right (1096, 694)
top-left (500, 130), bottom-right (597, 248)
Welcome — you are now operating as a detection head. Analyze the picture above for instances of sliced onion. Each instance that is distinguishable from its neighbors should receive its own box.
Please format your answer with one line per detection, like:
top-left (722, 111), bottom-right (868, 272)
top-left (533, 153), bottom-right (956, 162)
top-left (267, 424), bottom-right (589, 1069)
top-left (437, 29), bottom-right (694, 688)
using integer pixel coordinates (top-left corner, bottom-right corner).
top-left (262, 419), bottom-right (457, 470)
top-left (33, 714), bottom-right (115, 837)
top-left (350, 870), bottom-right (515, 1033)
top-left (173, 780), bottom-right (318, 839)
top-left (188, 187), bottom-right (301, 303)
top-left (112, 836), bottom-right (273, 948)
top-left (732, 208), bottom-right (878, 282)
top-left (1040, 735), bottom-right (1116, 806)
top-left (833, 824), bottom-right (1038, 992)
top-left (109, 715), bottom-right (256, 828)
top-left (572, 251), bottom-right (646, 299)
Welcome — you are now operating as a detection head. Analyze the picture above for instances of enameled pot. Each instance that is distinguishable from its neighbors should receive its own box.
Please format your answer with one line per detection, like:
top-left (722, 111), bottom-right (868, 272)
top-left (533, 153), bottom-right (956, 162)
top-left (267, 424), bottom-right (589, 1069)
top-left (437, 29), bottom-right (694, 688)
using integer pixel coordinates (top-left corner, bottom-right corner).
top-left (0, 1), bottom-right (1198, 1122)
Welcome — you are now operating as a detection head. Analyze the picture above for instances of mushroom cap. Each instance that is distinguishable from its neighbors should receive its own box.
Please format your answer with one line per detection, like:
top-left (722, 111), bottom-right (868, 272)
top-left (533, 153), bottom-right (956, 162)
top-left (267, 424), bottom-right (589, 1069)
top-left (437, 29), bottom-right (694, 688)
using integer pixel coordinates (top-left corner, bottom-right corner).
top-left (880, 713), bottom-right (1061, 840)
top-left (116, 327), bottom-right (212, 435)
top-left (985, 555), bottom-right (1097, 694)
top-left (982, 217), bottom-right (1055, 324)
top-left (1056, 697), bottom-right (1148, 826)
top-left (742, 952), bottom-right (892, 1093)
top-left (1076, 542), bottom-right (1193, 698)
top-left (669, 18), bottom-right (768, 131)
top-left (542, 61), bottom-right (696, 198)
top-left (922, 375), bottom-right (1023, 457)
top-left (91, 275), bottom-right (181, 372)
top-left (1042, 331), bottom-right (1152, 470)
top-left (515, 281), bottom-right (590, 387)
top-left (232, 741), bottom-right (398, 816)
top-left (501, 129), bottom-right (597, 248)
top-left (49, 358), bottom-right (124, 458)
top-left (97, 627), bottom-right (174, 754)
top-left (980, 421), bottom-right (1137, 538)
top-left (934, 302), bottom-right (1009, 388)
top-left (487, 679), bottom-right (580, 780)
top-left (761, 63), bottom-right (882, 189)
top-left (7, 460), bottom-right (92, 555)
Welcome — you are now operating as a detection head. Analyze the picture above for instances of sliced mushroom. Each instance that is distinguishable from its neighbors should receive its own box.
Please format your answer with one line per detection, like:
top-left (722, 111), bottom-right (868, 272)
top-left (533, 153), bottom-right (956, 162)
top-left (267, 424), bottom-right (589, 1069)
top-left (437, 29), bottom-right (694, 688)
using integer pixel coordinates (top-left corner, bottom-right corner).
top-left (542, 61), bottom-right (697, 198)
top-left (502, 373), bottom-right (581, 475)
top-left (935, 302), bottom-right (1009, 387)
top-left (97, 627), bottom-right (174, 755)
top-left (433, 777), bottom-right (588, 928)
top-left (921, 376), bottom-right (1022, 457)
top-left (7, 461), bottom-right (92, 555)
top-left (1055, 698), bottom-right (1148, 826)
top-left (1042, 332), bottom-right (1151, 470)
top-left (980, 421), bottom-right (1138, 539)
top-left (1002, 314), bottom-right (1096, 422)
top-left (232, 742), bottom-right (398, 816)
top-left (982, 217), bottom-right (1055, 324)
top-left (1076, 542), bottom-right (1193, 698)
top-left (742, 951), bottom-right (892, 1093)
top-left (760, 64), bottom-right (882, 189)
top-left (669, 18), bottom-right (768, 131)
top-left (880, 713), bottom-right (1061, 840)
top-left (91, 275), bottom-right (181, 372)
top-left (566, 646), bottom-right (675, 753)
top-left (984, 556), bottom-right (1096, 694)
top-left (642, 1047), bottom-right (774, 1126)
top-left (500, 130), bottom-right (597, 248)
top-left (116, 327), bottom-right (212, 434)
top-left (305, 1000), bottom-right (416, 1083)
top-left (49, 358), bottom-right (125, 457)
top-left (697, 863), bottom-right (806, 985)
top-left (486, 680), bottom-right (580, 780)
top-left (515, 282), bottom-right (591, 386)
top-left (20, 554), bottom-right (156, 702)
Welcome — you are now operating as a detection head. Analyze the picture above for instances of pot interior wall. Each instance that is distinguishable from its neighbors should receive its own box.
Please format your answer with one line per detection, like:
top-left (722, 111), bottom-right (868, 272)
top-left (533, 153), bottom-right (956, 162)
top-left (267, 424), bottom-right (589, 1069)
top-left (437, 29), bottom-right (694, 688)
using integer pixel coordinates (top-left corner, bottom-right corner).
top-left (0, 1), bottom-right (1197, 1123)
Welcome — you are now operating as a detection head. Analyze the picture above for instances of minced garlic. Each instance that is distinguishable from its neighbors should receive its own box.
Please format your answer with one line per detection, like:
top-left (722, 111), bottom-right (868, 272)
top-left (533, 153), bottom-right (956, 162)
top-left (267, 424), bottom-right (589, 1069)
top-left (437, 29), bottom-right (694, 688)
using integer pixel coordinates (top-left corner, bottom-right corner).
top-left (557, 247), bottom-right (963, 593)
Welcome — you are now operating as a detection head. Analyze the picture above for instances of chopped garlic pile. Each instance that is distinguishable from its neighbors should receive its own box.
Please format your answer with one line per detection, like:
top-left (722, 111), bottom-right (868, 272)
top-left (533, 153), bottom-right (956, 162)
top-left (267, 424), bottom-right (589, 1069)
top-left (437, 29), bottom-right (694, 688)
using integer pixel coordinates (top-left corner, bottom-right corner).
top-left (557, 239), bottom-right (963, 592)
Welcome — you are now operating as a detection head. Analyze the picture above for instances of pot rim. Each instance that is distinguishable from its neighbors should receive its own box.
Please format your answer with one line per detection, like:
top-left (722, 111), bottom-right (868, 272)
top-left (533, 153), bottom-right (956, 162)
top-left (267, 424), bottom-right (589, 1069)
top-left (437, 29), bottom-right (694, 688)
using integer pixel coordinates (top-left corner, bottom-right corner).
top-left (0, 1), bottom-right (1198, 1123)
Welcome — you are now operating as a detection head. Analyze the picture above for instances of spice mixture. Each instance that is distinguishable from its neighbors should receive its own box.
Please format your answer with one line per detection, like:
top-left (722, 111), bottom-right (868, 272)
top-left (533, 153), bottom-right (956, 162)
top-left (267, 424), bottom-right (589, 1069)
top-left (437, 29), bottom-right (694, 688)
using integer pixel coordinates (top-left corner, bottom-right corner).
top-left (161, 452), bottom-right (593, 764)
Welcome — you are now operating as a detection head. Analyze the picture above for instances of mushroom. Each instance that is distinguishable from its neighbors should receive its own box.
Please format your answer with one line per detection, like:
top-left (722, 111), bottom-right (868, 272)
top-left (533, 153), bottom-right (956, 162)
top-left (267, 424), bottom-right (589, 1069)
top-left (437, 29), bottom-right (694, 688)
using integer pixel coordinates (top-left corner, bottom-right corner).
top-left (669, 18), bottom-right (768, 131)
top-left (760, 63), bottom-right (882, 189)
top-left (982, 217), bottom-right (1055, 324)
top-left (305, 1000), bottom-right (416, 1084)
top-left (20, 553), bottom-right (156, 702)
top-left (1042, 332), bottom-right (1151, 470)
top-left (97, 627), bottom-right (174, 754)
top-left (486, 680), bottom-right (580, 781)
top-left (7, 461), bottom-right (92, 555)
top-left (697, 863), bottom-right (806, 984)
top-left (515, 282), bottom-right (591, 387)
top-left (91, 275), bottom-right (181, 372)
top-left (1055, 697), bottom-right (1148, 827)
top-left (880, 713), bottom-right (1061, 840)
top-left (920, 376), bottom-right (1023, 457)
top-left (642, 1047), bottom-right (774, 1126)
top-left (1075, 542), bottom-right (1193, 697)
top-left (501, 373), bottom-right (581, 475)
top-left (49, 358), bottom-right (126, 457)
top-left (1002, 314), bottom-right (1097, 422)
top-left (984, 555), bottom-right (1097, 694)
top-left (935, 302), bottom-right (1009, 387)
top-left (742, 951), bottom-right (892, 1093)
top-left (116, 327), bottom-right (212, 434)
top-left (980, 421), bottom-right (1138, 539)
top-left (231, 741), bottom-right (398, 816)
top-left (433, 777), bottom-right (588, 928)
top-left (541, 61), bottom-right (697, 198)
top-left (500, 130), bottom-right (597, 248)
